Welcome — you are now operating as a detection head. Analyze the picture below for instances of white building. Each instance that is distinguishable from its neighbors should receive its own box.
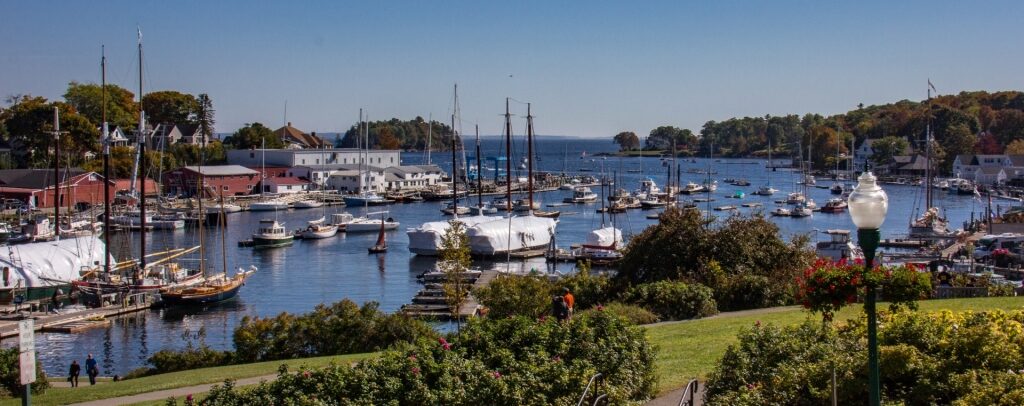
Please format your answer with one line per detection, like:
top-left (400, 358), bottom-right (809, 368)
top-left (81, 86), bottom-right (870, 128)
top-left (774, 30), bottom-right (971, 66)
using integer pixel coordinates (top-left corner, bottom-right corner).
top-left (228, 148), bottom-right (401, 168)
top-left (261, 177), bottom-right (311, 194)
top-left (325, 165), bottom-right (387, 193)
top-left (973, 167), bottom-right (1008, 186)
top-left (853, 139), bottom-right (877, 172)
top-left (384, 165), bottom-right (445, 190)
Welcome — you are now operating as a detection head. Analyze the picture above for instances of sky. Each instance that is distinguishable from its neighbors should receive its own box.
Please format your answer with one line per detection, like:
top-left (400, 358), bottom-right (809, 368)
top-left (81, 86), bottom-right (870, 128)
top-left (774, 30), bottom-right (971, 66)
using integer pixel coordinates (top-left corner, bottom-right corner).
top-left (2, 1), bottom-right (1022, 138)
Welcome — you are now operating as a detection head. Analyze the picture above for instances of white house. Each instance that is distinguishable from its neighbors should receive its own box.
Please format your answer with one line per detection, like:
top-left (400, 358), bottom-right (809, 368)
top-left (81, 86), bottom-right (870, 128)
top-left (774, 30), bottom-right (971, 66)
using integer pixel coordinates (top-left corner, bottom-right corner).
top-left (853, 139), bottom-right (877, 172)
top-left (228, 148), bottom-right (401, 168)
top-left (150, 123), bottom-right (207, 147)
top-left (973, 167), bottom-right (1008, 186)
top-left (383, 165), bottom-right (445, 190)
top-left (952, 154), bottom-right (1024, 181)
top-left (261, 177), bottom-right (310, 194)
top-left (325, 165), bottom-right (387, 193)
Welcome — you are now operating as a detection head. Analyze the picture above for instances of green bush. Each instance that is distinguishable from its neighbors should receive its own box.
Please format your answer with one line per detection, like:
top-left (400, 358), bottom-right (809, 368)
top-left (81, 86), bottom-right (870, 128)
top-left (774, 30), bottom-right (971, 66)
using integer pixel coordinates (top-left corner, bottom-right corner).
top-left (0, 347), bottom-right (48, 398)
top-left (475, 274), bottom-right (552, 319)
top-left (705, 309), bottom-right (1024, 405)
top-left (623, 280), bottom-right (718, 320)
top-left (201, 311), bottom-right (656, 405)
top-left (148, 346), bottom-right (234, 375)
top-left (233, 299), bottom-right (435, 363)
top-left (580, 302), bottom-right (659, 325)
top-left (554, 265), bottom-right (612, 310)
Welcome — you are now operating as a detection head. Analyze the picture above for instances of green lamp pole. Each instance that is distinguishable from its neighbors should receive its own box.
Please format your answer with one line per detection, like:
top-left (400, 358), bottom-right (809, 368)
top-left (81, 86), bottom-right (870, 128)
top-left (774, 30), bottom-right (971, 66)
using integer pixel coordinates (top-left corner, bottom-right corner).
top-left (847, 170), bottom-right (888, 406)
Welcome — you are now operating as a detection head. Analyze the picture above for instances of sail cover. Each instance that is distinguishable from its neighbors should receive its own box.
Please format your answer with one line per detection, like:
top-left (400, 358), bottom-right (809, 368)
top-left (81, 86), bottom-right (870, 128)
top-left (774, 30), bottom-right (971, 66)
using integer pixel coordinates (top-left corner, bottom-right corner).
top-left (407, 215), bottom-right (501, 255)
top-left (467, 216), bottom-right (557, 256)
top-left (0, 236), bottom-right (110, 289)
top-left (584, 226), bottom-right (621, 249)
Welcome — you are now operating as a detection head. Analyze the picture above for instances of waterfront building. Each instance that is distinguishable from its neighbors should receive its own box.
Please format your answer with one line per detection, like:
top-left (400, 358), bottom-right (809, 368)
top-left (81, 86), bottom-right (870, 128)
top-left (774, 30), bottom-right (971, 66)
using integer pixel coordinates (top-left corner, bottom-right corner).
top-left (273, 122), bottom-right (329, 149)
top-left (162, 165), bottom-right (260, 197)
top-left (227, 148), bottom-right (400, 168)
top-left (261, 176), bottom-right (311, 194)
top-left (324, 165), bottom-right (387, 193)
top-left (952, 154), bottom-right (1024, 183)
top-left (0, 169), bottom-right (114, 208)
top-left (150, 123), bottom-right (208, 146)
top-left (383, 165), bottom-right (445, 190)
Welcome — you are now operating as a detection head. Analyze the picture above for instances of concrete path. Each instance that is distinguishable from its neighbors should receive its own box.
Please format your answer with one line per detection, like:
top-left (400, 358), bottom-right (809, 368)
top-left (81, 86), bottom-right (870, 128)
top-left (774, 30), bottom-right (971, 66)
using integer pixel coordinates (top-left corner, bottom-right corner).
top-left (68, 374), bottom-right (277, 406)
top-left (643, 384), bottom-right (704, 406)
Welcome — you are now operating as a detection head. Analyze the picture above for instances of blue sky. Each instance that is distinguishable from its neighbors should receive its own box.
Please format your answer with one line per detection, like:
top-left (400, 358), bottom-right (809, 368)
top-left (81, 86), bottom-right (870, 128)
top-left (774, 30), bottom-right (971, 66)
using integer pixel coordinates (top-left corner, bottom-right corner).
top-left (2, 1), bottom-right (1022, 137)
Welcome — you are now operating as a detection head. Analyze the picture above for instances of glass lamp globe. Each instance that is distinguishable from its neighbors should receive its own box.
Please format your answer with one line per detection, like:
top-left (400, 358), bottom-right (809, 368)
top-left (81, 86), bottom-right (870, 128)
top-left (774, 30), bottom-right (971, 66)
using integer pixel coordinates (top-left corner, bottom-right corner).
top-left (848, 171), bottom-right (888, 229)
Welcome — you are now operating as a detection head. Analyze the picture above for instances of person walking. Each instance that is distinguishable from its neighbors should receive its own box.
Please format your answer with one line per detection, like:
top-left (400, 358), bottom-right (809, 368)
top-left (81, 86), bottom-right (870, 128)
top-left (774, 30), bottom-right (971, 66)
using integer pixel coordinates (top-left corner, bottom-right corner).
top-left (551, 295), bottom-right (568, 321)
top-left (68, 360), bottom-right (80, 387)
top-left (85, 354), bottom-right (98, 385)
top-left (562, 287), bottom-right (575, 319)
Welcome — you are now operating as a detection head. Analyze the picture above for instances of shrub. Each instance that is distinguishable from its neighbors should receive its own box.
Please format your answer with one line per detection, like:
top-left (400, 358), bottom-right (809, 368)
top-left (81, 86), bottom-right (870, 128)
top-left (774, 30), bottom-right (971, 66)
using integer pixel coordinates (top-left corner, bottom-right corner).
top-left (148, 347), bottom-right (234, 375)
top-left (475, 274), bottom-right (552, 319)
top-left (0, 347), bottom-right (48, 397)
top-left (201, 312), bottom-right (656, 405)
top-left (623, 280), bottom-right (717, 320)
top-left (554, 264), bottom-right (612, 310)
top-left (579, 302), bottom-right (659, 325)
top-left (233, 299), bottom-right (435, 363)
top-left (705, 309), bottom-right (1024, 405)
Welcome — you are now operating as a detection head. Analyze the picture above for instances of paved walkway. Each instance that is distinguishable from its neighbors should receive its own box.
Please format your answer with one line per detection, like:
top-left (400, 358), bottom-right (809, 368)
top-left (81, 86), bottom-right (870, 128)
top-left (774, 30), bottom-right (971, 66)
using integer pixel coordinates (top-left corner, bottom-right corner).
top-left (69, 374), bottom-right (278, 406)
top-left (643, 384), bottom-right (704, 406)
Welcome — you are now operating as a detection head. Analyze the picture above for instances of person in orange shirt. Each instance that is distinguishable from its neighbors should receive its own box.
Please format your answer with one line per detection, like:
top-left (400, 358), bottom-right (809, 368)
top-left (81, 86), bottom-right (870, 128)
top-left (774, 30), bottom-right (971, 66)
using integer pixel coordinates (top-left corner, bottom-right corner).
top-left (562, 287), bottom-right (575, 318)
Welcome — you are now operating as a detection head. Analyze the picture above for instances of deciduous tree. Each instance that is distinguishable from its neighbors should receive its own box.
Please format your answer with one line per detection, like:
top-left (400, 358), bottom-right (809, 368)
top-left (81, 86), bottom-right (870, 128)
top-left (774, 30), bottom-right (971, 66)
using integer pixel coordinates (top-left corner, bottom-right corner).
top-left (869, 136), bottom-right (909, 166)
top-left (63, 82), bottom-right (137, 129)
top-left (142, 91), bottom-right (198, 125)
top-left (223, 123), bottom-right (282, 149)
top-left (613, 131), bottom-right (640, 151)
top-left (439, 220), bottom-right (472, 333)
top-left (1006, 139), bottom-right (1024, 155)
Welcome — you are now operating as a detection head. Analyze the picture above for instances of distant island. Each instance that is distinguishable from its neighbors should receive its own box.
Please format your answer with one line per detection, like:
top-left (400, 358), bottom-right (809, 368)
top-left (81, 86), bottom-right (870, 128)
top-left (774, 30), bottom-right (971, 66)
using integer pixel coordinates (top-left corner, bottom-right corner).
top-left (610, 90), bottom-right (1024, 172)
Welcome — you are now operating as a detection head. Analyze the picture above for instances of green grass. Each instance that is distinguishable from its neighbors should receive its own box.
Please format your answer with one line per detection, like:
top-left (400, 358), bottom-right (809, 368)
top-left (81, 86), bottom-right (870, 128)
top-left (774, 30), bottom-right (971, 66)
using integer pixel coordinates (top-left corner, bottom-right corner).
top-left (2, 353), bottom-right (373, 406)
top-left (643, 296), bottom-right (1024, 395)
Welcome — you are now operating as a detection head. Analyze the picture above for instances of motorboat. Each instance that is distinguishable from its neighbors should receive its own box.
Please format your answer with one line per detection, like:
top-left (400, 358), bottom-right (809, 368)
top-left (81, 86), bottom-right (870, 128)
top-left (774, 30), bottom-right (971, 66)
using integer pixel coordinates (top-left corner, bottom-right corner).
top-left (791, 203), bottom-right (813, 217)
top-left (819, 198), bottom-right (848, 213)
top-left (293, 199), bottom-right (324, 209)
top-left (209, 203), bottom-right (243, 213)
top-left (771, 207), bottom-right (791, 217)
top-left (815, 229), bottom-right (862, 261)
top-left (346, 212), bottom-right (400, 233)
top-left (469, 203), bottom-right (498, 215)
top-left (249, 199), bottom-right (290, 211)
top-left (754, 186), bottom-right (777, 196)
top-left (635, 178), bottom-right (661, 199)
top-left (441, 203), bottom-right (471, 216)
top-left (733, 179), bottom-right (751, 187)
top-left (251, 219), bottom-right (294, 248)
top-left (564, 186), bottom-right (598, 203)
top-left (512, 199), bottom-right (541, 212)
top-left (680, 182), bottom-right (705, 195)
top-left (330, 212), bottom-right (357, 231)
top-left (297, 217), bottom-right (338, 239)
top-left (703, 180), bottom-right (718, 193)
top-left (785, 192), bottom-right (806, 205)
top-left (343, 192), bottom-right (392, 206)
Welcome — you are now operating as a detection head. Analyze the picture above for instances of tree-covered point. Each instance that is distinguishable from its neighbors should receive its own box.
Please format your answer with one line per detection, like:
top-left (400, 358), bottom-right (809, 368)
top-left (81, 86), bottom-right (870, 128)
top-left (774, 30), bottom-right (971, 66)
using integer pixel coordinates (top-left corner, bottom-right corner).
top-left (339, 116), bottom-right (455, 151)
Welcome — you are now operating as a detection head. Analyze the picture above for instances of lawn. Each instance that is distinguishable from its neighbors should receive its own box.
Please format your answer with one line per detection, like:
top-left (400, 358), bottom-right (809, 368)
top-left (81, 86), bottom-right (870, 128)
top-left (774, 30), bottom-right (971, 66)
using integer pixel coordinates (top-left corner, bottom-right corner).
top-left (1, 353), bottom-right (373, 406)
top-left (644, 296), bottom-right (1024, 395)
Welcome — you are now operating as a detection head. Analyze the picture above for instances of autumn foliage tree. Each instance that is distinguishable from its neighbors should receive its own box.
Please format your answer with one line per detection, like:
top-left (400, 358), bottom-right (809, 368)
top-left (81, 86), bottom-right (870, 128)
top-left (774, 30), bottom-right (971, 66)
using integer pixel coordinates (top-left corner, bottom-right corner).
top-left (613, 131), bottom-right (640, 151)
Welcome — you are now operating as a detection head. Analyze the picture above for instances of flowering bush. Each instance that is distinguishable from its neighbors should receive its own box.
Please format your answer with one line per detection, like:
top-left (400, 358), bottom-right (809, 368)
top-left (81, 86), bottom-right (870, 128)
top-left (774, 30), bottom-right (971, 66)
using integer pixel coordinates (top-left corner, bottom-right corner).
top-left (795, 259), bottom-right (932, 321)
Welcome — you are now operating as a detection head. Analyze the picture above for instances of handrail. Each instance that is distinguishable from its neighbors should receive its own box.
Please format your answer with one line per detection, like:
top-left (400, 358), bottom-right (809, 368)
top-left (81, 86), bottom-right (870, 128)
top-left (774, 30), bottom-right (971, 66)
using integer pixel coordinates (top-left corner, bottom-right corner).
top-left (677, 379), bottom-right (699, 406)
top-left (591, 394), bottom-right (608, 406)
top-left (576, 373), bottom-right (604, 406)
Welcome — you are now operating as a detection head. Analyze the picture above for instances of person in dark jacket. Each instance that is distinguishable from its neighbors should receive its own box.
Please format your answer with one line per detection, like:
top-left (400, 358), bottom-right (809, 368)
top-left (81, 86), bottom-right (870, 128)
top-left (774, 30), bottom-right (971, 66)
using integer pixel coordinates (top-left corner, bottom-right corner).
top-left (552, 295), bottom-right (569, 321)
top-left (68, 360), bottom-right (80, 387)
top-left (85, 354), bottom-right (98, 385)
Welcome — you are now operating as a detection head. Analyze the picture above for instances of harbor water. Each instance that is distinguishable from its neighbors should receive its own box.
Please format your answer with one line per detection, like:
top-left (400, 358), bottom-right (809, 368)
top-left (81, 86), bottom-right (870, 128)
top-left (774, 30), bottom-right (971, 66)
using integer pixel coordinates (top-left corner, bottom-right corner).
top-left (15, 137), bottom-right (1006, 376)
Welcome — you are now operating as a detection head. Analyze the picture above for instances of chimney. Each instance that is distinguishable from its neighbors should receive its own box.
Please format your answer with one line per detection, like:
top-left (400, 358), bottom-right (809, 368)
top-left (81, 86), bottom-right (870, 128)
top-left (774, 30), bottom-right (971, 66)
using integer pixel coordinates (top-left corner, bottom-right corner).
top-left (287, 122), bottom-right (292, 127)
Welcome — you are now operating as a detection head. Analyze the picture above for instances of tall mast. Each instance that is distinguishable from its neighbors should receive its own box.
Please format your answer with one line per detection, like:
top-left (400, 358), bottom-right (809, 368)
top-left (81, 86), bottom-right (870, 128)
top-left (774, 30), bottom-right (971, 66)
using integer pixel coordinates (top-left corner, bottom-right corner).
top-left (526, 103), bottom-right (534, 215)
top-left (476, 125), bottom-right (483, 210)
top-left (197, 151), bottom-right (205, 277)
top-left (451, 111), bottom-right (459, 218)
top-left (137, 27), bottom-right (148, 271)
top-left (426, 113), bottom-right (432, 165)
top-left (52, 107), bottom-right (61, 239)
top-left (504, 98), bottom-right (512, 214)
top-left (925, 80), bottom-right (933, 208)
top-left (101, 45), bottom-right (111, 275)
top-left (356, 109), bottom-right (363, 195)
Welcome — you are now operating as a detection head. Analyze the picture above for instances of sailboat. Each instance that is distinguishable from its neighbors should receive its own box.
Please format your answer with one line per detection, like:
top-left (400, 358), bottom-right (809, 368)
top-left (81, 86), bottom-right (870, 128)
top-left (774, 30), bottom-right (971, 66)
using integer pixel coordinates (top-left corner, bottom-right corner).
top-left (343, 111), bottom-right (391, 206)
top-left (526, 104), bottom-right (560, 218)
top-left (578, 170), bottom-right (623, 265)
top-left (470, 125), bottom-right (498, 215)
top-left (441, 103), bottom-right (470, 216)
top-left (161, 192), bottom-right (255, 306)
top-left (466, 98), bottom-right (557, 257)
top-left (250, 138), bottom-right (290, 211)
top-left (830, 138), bottom-right (844, 194)
top-left (368, 215), bottom-right (388, 253)
top-left (909, 80), bottom-right (951, 241)
top-left (755, 136), bottom-right (778, 196)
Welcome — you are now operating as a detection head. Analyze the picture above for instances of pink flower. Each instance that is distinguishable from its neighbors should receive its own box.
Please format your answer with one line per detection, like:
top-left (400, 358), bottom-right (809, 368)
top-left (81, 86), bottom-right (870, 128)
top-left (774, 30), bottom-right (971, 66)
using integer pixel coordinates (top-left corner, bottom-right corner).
top-left (755, 320), bottom-right (761, 327)
top-left (596, 304), bottom-right (605, 311)
top-left (411, 366), bottom-right (421, 375)
top-left (302, 370), bottom-right (311, 378)
top-left (492, 371), bottom-right (502, 378)
top-left (551, 355), bottom-right (562, 362)
top-left (186, 394), bottom-right (193, 402)
top-left (438, 337), bottom-right (451, 350)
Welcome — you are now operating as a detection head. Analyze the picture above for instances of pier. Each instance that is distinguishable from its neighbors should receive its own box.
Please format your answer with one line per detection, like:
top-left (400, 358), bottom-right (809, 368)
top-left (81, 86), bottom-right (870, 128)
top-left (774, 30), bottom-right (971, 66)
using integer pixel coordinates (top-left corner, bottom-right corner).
top-left (402, 268), bottom-right (499, 319)
top-left (0, 294), bottom-right (156, 339)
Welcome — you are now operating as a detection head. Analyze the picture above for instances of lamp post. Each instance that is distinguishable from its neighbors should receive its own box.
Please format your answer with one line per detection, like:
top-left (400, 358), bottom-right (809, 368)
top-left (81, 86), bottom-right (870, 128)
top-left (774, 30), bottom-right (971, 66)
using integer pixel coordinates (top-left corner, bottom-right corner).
top-left (847, 170), bottom-right (888, 406)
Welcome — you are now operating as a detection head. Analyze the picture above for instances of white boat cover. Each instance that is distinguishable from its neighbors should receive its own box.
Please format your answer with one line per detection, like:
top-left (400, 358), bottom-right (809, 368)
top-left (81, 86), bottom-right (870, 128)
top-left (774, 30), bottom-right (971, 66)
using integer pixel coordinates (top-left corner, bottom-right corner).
top-left (584, 226), bottom-right (622, 248)
top-left (0, 236), bottom-right (111, 289)
top-left (467, 216), bottom-right (557, 255)
top-left (407, 216), bottom-right (501, 255)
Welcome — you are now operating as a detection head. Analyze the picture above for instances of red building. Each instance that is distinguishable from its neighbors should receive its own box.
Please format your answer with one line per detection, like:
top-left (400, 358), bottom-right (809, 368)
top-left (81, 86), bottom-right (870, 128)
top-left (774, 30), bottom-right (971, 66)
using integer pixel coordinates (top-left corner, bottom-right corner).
top-left (163, 165), bottom-right (261, 197)
top-left (0, 169), bottom-right (116, 209)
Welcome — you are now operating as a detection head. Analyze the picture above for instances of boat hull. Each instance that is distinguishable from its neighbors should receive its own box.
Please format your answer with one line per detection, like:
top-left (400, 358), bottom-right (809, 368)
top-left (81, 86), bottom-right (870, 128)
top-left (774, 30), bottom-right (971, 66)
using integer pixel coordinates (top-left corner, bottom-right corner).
top-left (160, 283), bottom-right (242, 306)
top-left (252, 236), bottom-right (294, 248)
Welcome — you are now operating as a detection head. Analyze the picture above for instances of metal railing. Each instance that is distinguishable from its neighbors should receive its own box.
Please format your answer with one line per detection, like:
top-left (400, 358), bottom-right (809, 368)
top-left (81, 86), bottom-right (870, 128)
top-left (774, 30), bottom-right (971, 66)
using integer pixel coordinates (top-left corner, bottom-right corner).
top-left (677, 378), bottom-right (699, 406)
top-left (576, 373), bottom-right (604, 406)
top-left (591, 394), bottom-right (608, 406)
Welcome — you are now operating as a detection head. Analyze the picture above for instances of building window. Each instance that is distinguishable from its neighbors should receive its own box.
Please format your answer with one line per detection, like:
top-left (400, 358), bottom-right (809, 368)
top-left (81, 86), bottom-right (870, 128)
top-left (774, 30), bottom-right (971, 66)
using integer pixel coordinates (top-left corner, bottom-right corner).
top-left (222, 185), bottom-right (229, 191)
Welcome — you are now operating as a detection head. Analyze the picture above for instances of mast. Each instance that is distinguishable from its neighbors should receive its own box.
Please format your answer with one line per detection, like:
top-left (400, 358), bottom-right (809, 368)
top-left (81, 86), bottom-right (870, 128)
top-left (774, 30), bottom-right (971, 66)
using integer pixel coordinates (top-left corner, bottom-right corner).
top-left (451, 111), bottom-right (459, 218)
top-left (925, 81), bottom-right (933, 209)
top-left (101, 45), bottom-right (111, 275)
top-left (137, 27), bottom-right (148, 271)
top-left (476, 125), bottom-right (483, 209)
top-left (426, 113), bottom-right (432, 165)
top-left (526, 103), bottom-right (534, 214)
top-left (219, 191), bottom-right (227, 275)
top-left (767, 136), bottom-right (772, 186)
top-left (52, 107), bottom-right (61, 239)
top-left (504, 98), bottom-right (512, 214)
top-left (356, 109), bottom-right (363, 196)
top-left (197, 151), bottom-right (205, 277)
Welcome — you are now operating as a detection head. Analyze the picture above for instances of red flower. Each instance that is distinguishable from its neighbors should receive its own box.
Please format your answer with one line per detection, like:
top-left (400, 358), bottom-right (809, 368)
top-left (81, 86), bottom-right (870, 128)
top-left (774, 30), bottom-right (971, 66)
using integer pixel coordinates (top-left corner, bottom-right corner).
top-left (411, 366), bottom-right (421, 375)
top-left (492, 371), bottom-right (502, 379)
top-left (438, 337), bottom-right (451, 350)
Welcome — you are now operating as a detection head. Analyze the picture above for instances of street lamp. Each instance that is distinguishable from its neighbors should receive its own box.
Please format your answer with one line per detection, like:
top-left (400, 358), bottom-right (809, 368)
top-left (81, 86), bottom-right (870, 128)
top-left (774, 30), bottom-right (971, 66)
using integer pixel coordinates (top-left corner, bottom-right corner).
top-left (847, 170), bottom-right (888, 406)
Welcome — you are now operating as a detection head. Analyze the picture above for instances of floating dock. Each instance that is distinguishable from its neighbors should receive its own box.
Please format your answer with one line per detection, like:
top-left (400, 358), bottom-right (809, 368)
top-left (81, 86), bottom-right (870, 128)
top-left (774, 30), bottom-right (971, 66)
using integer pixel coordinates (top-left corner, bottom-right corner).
top-left (0, 297), bottom-right (155, 339)
top-left (402, 268), bottom-right (499, 320)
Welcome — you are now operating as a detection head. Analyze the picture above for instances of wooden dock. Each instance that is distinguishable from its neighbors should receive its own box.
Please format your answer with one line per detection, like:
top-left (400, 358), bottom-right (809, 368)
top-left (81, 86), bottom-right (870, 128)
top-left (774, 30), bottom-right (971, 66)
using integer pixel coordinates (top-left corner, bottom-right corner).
top-left (0, 297), bottom-right (155, 339)
top-left (402, 268), bottom-right (499, 320)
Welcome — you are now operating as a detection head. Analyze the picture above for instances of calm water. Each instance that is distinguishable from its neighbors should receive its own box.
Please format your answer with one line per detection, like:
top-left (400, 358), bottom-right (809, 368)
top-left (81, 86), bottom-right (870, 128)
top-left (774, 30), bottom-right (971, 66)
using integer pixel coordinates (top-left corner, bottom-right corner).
top-left (14, 137), bottom-right (1005, 376)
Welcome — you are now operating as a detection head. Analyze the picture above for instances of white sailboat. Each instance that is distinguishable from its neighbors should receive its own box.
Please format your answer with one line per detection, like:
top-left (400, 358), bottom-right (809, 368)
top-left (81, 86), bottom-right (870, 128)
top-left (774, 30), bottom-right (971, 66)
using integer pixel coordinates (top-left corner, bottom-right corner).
top-left (909, 80), bottom-right (951, 240)
top-left (343, 110), bottom-right (390, 206)
top-left (755, 136), bottom-right (778, 196)
top-left (250, 138), bottom-right (290, 211)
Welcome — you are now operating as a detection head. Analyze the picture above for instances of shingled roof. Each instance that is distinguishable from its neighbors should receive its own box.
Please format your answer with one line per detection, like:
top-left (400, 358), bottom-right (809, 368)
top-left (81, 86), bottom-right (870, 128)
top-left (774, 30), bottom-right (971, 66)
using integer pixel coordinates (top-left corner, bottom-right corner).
top-left (274, 122), bottom-right (327, 149)
top-left (0, 168), bottom-right (91, 189)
